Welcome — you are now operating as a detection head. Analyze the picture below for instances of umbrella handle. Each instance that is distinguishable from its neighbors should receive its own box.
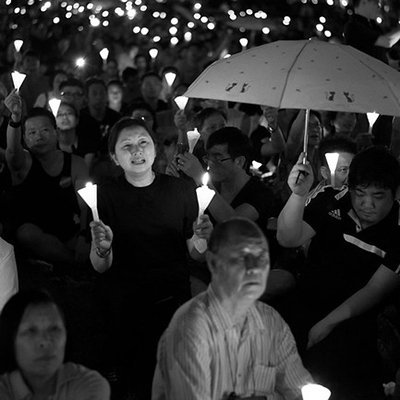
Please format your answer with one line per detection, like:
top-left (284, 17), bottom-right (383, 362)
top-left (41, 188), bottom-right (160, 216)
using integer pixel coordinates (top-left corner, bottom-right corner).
top-left (295, 109), bottom-right (310, 183)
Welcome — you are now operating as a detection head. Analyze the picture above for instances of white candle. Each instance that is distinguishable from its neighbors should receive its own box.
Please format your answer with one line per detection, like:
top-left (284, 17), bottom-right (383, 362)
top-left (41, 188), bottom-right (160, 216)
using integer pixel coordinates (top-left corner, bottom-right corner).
top-left (99, 47), bottom-right (109, 62)
top-left (367, 111), bottom-right (379, 134)
top-left (49, 98), bottom-right (61, 117)
top-left (301, 383), bottom-right (331, 400)
top-left (325, 152), bottom-right (339, 188)
top-left (11, 71), bottom-right (26, 92)
top-left (196, 172), bottom-right (215, 223)
top-left (77, 182), bottom-right (99, 222)
top-left (13, 39), bottom-right (24, 53)
top-left (165, 71), bottom-right (177, 87)
top-left (187, 127), bottom-right (200, 153)
top-left (174, 95), bottom-right (189, 111)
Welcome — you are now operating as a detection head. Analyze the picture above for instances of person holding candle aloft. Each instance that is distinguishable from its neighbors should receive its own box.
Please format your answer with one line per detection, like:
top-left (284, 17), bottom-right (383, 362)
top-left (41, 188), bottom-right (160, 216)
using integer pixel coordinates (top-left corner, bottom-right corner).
top-left (276, 146), bottom-right (400, 398)
top-left (3, 89), bottom-right (90, 271)
top-left (88, 116), bottom-right (212, 399)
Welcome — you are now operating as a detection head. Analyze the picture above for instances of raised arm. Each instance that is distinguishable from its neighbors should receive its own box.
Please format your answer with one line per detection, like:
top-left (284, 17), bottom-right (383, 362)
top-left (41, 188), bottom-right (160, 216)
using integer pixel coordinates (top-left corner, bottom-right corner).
top-left (285, 110), bottom-right (304, 163)
top-left (375, 27), bottom-right (400, 49)
top-left (307, 265), bottom-right (400, 349)
top-left (277, 153), bottom-right (316, 248)
top-left (259, 106), bottom-right (286, 157)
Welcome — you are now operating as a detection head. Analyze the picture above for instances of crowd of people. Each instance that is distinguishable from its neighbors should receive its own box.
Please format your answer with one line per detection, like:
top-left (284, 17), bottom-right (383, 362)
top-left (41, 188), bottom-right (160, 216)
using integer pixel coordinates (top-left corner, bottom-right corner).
top-left (0, 0), bottom-right (400, 399)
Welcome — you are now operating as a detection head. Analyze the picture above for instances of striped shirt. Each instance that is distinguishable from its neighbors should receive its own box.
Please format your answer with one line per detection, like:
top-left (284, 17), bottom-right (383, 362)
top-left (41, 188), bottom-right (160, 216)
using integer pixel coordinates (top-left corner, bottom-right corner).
top-left (152, 286), bottom-right (313, 400)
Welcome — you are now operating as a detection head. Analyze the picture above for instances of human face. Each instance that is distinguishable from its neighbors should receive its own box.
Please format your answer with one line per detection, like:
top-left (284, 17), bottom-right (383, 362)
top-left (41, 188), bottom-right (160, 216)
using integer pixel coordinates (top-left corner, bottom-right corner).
top-left (333, 112), bottom-right (357, 136)
top-left (131, 109), bottom-right (155, 130)
top-left (205, 143), bottom-right (235, 183)
top-left (87, 83), bottom-right (107, 111)
top-left (60, 86), bottom-right (84, 110)
top-left (308, 114), bottom-right (322, 147)
top-left (15, 303), bottom-right (66, 382)
top-left (210, 235), bottom-right (270, 302)
top-left (56, 104), bottom-right (78, 131)
top-left (201, 114), bottom-right (226, 144)
top-left (141, 76), bottom-right (162, 100)
top-left (107, 84), bottom-right (123, 105)
top-left (24, 116), bottom-right (57, 154)
top-left (350, 185), bottom-right (394, 229)
top-left (22, 56), bottom-right (40, 75)
top-left (52, 73), bottom-right (68, 96)
top-left (112, 125), bottom-right (156, 176)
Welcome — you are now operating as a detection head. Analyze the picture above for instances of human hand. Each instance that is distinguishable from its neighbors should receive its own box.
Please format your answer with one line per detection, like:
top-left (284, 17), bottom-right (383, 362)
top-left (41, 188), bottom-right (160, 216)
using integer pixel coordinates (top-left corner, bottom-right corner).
top-left (260, 105), bottom-right (279, 130)
top-left (176, 152), bottom-right (204, 183)
top-left (287, 152), bottom-right (314, 196)
top-left (89, 220), bottom-right (113, 251)
top-left (193, 214), bottom-right (213, 241)
top-left (174, 109), bottom-right (188, 131)
top-left (165, 159), bottom-right (181, 178)
top-left (307, 318), bottom-right (337, 349)
top-left (4, 89), bottom-right (22, 122)
top-left (383, 382), bottom-right (396, 396)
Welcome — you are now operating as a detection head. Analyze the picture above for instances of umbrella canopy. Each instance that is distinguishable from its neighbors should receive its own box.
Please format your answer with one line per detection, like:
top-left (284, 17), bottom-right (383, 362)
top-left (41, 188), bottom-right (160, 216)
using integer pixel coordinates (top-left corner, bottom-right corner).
top-left (185, 39), bottom-right (400, 116)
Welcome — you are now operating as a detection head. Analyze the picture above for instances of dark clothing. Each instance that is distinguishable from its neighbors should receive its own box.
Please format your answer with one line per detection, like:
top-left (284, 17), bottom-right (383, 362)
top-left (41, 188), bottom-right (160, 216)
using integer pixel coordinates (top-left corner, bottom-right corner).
top-left (131, 97), bottom-right (170, 113)
top-left (75, 113), bottom-right (101, 157)
top-left (10, 152), bottom-right (80, 242)
top-left (344, 14), bottom-right (388, 64)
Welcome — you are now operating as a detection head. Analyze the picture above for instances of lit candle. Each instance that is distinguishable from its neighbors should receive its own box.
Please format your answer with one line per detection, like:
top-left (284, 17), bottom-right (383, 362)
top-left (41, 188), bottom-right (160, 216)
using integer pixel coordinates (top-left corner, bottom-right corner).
top-left (196, 172), bottom-right (215, 223)
top-left (187, 127), bottom-right (200, 153)
top-left (325, 152), bottom-right (339, 188)
top-left (99, 47), bottom-right (109, 63)
top-left (301, 383), bottom-right (331, 400)
top-left (367, 111), bottom-right (379, 134)
top-left (174, 95), bottom-right (189, 111)
top-left (13, 39), bottom-right (24, 53)
top-left (11, 71), bottom-right (26, 92)
top-left (77, 182), bottom-right (99, 222)
top-left (49, 98), bottom-right (61, 117)
top-left (75, 57), bottom-right (85, 68)
top-left (149, 48), bottom-right (159, 60)
top-left (165, 71), bottom-right (177, 87)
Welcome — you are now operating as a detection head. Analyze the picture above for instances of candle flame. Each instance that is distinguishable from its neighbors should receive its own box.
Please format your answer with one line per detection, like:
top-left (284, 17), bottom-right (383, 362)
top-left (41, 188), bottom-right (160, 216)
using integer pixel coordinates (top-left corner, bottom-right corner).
top-left (11, 71), bottom-right (26, 91)
top-left (301, 383), bottom-right (331, 400)
top-left (174, 95), bottom-right (189, 110)
top-left (13, 39), bottom-right (24, 52)
top-left (165, 72), bottom-right (177, 86)
top-left (49, 98), bottom-right (61, 117)
top-left (202, 172), bottom-right (209, 186)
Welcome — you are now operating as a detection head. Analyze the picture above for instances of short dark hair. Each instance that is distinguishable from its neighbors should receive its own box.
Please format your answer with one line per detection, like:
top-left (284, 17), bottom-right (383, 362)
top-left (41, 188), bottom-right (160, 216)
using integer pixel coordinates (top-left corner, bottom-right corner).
top-left (348, 146), bottom-right (400, 196)
top-left (208, 217), bottom-right (268, 255)
top-left (58, 101), bottom-right (79, 118)
top-left (24, 107), bottom-right (56, 129)
top-left (140, 72), bottom-right (162, 85)
top-left (107, 80), bottom-right (124, 90)
top-left (108, 116), bottom-right (157, 155)
top-left (122, 67), bottom-right (139, 82)
top-left (84, 77), bottom-right (106, 96)
top-left (50, 70), bottom-right (68, 87)
top-left (206, 127), bottom-right (253, 172)
top-left (318, 135), bottom-right (358, 166)
top-left (0, 289), bottom-right (67, 374)
top-left (59, 77), bottom-right (84, 93)
top-left (193, 107), bottom-right (227, 131)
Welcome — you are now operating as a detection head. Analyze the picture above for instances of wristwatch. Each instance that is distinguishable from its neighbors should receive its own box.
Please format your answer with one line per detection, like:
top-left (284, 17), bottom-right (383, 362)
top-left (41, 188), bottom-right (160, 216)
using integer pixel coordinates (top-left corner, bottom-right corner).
top-left (267, 124), bottom-right (278, 133)
top-left (9, 119), bottom-right (21, 128)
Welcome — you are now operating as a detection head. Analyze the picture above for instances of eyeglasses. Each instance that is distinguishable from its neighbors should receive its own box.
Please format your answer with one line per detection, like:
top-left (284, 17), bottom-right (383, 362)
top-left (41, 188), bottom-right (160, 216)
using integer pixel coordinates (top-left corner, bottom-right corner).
top-left (202, 155), bottom-right (232, 164)
top-left (61, 91), bottom-right (83, 99)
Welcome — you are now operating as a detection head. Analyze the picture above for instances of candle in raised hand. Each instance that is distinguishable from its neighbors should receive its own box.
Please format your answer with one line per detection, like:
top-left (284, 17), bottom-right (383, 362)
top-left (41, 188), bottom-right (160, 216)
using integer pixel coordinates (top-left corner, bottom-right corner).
top-left (77, 182), bottom-right (99, 222)
top-left (196, 172), bottom-right (215, 222)
top-left (11, 71), bottom-right (26, 92)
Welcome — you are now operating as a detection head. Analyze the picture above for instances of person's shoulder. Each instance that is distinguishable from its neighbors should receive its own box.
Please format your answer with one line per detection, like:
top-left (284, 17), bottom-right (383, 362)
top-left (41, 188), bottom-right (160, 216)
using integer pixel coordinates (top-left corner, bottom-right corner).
top-left (253, 301), bottom-right (288, 330)
top-left (157, 173), bottom-right (196, 191)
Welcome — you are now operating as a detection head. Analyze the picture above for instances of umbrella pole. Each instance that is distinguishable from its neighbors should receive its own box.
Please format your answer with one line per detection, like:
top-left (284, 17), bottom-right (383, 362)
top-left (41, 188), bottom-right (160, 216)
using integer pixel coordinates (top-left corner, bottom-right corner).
top-left (295, 108), bottom-right (310, 184)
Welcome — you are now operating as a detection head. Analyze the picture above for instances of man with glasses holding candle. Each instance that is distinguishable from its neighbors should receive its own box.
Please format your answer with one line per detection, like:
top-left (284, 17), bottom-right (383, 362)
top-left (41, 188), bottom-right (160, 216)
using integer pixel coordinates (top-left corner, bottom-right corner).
top-left (152, 217), bottom-right (312, 400)
top-left (276, 146), bottom-right (400, 398)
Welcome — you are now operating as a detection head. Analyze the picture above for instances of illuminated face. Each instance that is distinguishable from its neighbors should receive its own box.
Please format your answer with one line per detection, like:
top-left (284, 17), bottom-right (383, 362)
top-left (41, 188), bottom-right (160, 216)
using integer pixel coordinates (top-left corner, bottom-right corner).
top-left (205, 143), bottom-right (235, 183)
top-left (87, 83), bottom-right (107, 110)
top-left (60, 86), bottom-right (84, 110)
top-left (15, 303), bottom-right (66, 382)
top-left (112, 125), bottom-right (156, 176)
top-left (308, 114), bottom-right (323, 147)
top-left (200, 114), bottom-right (226, 144)
top-left (141, 76), bottom-right (162, 100)
top-left (24, 116), bottom-right (58, 154)
top-left (56, 104), bottom-right (78, 131)
top-left (107, 84), bottom-right (123, 105)
top-left (209, 235), bottom-right (270, 302)
top-left (350, 185), bottom-right (394, 229)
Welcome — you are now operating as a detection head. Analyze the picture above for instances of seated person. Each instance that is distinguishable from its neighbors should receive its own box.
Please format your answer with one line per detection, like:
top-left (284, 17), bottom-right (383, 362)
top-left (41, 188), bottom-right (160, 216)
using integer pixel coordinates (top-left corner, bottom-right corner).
top-left (0, 236), bottom-right (18, 313)
top-left (0, 289), bottom-right (110, 399)
top-left (152, 217), bottom-right (313, 400)
top-left (276, 146), bottom-right (400, 397)
top-left (4, 91), bottom-right (90, 270)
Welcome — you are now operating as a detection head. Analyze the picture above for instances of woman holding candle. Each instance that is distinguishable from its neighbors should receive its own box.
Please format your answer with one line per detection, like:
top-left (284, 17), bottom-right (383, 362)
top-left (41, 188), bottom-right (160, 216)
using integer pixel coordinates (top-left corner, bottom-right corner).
top-left (88, 117), bottom-right (212, 398)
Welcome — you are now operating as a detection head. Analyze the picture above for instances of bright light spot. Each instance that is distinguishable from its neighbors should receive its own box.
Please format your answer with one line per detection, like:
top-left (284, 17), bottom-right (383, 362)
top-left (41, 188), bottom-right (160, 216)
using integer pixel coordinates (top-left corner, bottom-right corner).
top-left (283, 16), bottom-right (291, 26)
top-left (102, 10), bottom-right (109, 17)
top-left (153, 35), bottom-right (161, 42)
top-left (115, 7), bottom-right (124, 16)
top-left (312, 0), bottom-right (318, 4)
top-left (262, 27), bottom-right (270, 34)
top-left (127, 9), bottom-right (137, 18)
top-left (340, 0), bottom-right (348, 6)
top-left (184, 32), bottom-right (192, 41)
top-left (78, 26), bottom-right (84, 31)
top-left (246, 9), bottom-right (253, 15)
top-left (239, 11), bottom-right (246, 17)
top-left (78, 6), bottom-right (84, 12)
top-left (327, 0), bottom-right (334, 4)
top-left (194, 2), bottom-right (201, 10)
top-left (6, 0), bottom-right (11, 4)
top-left (53, 17), bottom-right (60, 23)
top-left (61, 2), bottom-right (67, 7)
top-left (170, 37), bottom-right (179, 46)
top-left (187, 21), bottom-right (195, 28)
top-left (194, 13), bottom-right (201, 20)
top-left (76, 57), bottom-right (85, 67)
top-left (133, 26), bottom-right (141, 33)
top-left (171, 17), bottom-right (179, 25)
top-left (228, 9), bottom-right (235, 15)
top-left (207, 22), bottom-right (215, 30)
top-left (239, 38), bottom-right (248, 47)
top-left (160, 12), bottom-right (167, 19)
top-left (73, 2), bottom-right (79, 9)
top-left (376, 17), bottom-right (382, 24)
top-left (20, 8), bottom-right (26, 14)
top-left (324, 30), bottom-right (332, 37)
top-left (140, 5), bottom-right (147, 11)
top-left (141, 27), bottom-right (149, 35)
top-left (149, 48), bottom-right (158, 58)
top-left (223, 53), bottom-right (231, 58)
top-left (319, 16), bottom-right (326, 23)
top-left (153, 11), bottom-right (160, 18)
top-left (135, 0), bottom-right (142, 4)
top-left (87, 3), bottom-right (94, 9)
top-left (90, 17), bottom-right (100, 27)
top-left (65, 12), bottom-right (72, 18)
top-left (14, 7), bottom-right (21, 13)
top-left (316, 24), bottom-right (324, 31)
top-left (229, 14), bottom-right (237, 20)
top-left (41, 1), bottom-right (51, 12)
top-left (66, 5), bottom-right (72, 11)
top-left (169, 26), bottom-right (178, 35)
top-left (201, 16), bottom-right (208, 23)
top-left (102, 21), bottom-right (109, 26)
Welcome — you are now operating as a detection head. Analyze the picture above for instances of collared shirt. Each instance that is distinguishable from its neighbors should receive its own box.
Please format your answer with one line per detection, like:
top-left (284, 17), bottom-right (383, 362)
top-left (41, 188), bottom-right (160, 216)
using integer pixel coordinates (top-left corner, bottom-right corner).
top-left (152, 286), bottom-right (313, 400)
top-left (0, 362), bottom-right (110, 400)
